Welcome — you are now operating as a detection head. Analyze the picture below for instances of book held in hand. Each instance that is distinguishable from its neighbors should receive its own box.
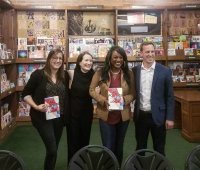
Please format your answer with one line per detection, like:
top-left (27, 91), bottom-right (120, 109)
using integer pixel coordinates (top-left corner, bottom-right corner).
top-left (45, 96), bottom-right (60, 120)
top-left (108, 88), bottom-right (123, 110)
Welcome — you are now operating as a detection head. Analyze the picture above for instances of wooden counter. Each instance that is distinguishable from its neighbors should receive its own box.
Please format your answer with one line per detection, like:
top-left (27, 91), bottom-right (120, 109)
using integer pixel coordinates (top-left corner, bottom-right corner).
top-left (174, 90), bottom-right (200, 142)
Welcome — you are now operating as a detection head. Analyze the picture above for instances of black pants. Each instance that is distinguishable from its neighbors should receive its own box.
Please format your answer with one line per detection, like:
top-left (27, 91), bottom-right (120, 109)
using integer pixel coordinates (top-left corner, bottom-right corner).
top-left (135, 111), bottom-right (166, 156)
top-left (37, 115), bottom-right (64, 170)
top-left (67, 114), bottom-right (93, 163)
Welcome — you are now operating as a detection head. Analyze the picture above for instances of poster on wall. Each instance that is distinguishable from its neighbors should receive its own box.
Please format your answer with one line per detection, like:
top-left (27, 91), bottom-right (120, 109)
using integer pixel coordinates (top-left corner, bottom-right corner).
top-left (118, 11), bottom-right (161, 35)
top-left (167, 10), bottom-right (200, 35)
top-left (17, 11), bottom-right (66, 38)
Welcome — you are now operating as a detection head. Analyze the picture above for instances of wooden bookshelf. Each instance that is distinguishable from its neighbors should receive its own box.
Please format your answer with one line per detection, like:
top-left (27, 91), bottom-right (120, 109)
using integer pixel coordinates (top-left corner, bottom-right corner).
top-left (0, 0), bottom-right (14, 9)
top-left (0, 59), bottom-right (15, 65)
top-left (16, 116), bottom-right (31, 122)
top-left (16, 58), bottom-right (47, 63)
top-left (0, 87), bottom-right (16, 100)
top-left (173, 82), bottom-right (200, 87)
top-left (16, 86), bottom-right (24, 91)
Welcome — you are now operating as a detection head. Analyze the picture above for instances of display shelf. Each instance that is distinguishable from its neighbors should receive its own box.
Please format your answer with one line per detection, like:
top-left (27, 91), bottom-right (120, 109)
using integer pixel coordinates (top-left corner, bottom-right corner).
top-left (16, 116), bottom-right (31, 122)
top-left (16, 58), bottom-right (47, 63)
top-left (68, 35), bottom-right (115, 38)
top-left (1, 87), bottom-right (16, 100)
top-left (16, 86), bottom-right (24, 91)
top-left (0, 59), bottom-right (15, 65)
top-left (68, 57), bottom-right (106, 63)
top-left (0, 117), bottom-right (16, 141)
top-left (0, 0), bottom-right (14, 9)
top-left (173, 82), bottom-right (200, 87)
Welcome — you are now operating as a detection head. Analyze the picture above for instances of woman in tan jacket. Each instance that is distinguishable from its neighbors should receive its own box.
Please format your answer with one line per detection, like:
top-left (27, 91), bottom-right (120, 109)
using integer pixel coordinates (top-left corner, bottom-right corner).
top-left (89, 46), bottom-right (136, 166)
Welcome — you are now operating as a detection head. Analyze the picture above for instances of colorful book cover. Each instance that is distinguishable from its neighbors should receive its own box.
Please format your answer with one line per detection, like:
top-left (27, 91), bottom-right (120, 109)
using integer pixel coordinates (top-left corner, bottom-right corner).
top-left (168, 49), bottom-right (176, 56)
top-left (45, 96), bottom-right (60, 120)
top-left (183, 42), bottom-right (190, 49)
top-left (155, 49), bottom-right (164, 56)
top-left (190, 42), bottom-right (197, 49)
top-left (98, 43), bottom-right (107, 57)
top-left (184, 48), bottom-right (194, 55)
top-left (186, 75), bottom-right (195, 82)
top-left (168, 42), bottom-right (175, 49)
top-left (195, 75), bottom-right (200, 82)
top-left (18, 50), bottom-right (28, 58)
top-left (175, 42), bottom-right (183, 49)
top-left (197, 49), bottom-right (200, 55)
top-left (18, 64), bottom-right (29, 72)
top-left (133, 50), bottom-right (140, 57)
top-left (180, 35), bottom-right (186, 42)
top-left (173, 36), bottom-right (180, 42)
top-left (108, 88), bottom-right (123, 110)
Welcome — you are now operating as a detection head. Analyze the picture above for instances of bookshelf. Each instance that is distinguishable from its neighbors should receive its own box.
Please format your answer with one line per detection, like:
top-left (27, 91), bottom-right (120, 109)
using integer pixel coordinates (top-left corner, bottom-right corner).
top-left (0, 1), bottom-right (17, 142)
top-left (0, 3), bottom-right (199, 141)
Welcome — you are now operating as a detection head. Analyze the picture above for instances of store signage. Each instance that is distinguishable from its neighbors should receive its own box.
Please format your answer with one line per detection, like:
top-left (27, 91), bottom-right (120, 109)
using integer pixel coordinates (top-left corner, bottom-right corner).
top-left (30, 5), bottom-right (53, 9)
top-left (34, 59), bottom-right (46, 62)
top-left (132, 6), bottom-right (152, 9)
top-left (93, 58), bottom-right (99, 61)
top-left (186, 83), bottom-right (199, 86)
top-left (181, 5), bottom-right (200, 8)
top-left (7, 90), bottom-right (12, 95)
top-left (7, 60), bottom-right (11, 63)
top-left (136, 57), bottom-right (143, 60)
top-left (82, 6), bottom-right (102, 9)
top-left (186, 56), bottom-right (198, 59)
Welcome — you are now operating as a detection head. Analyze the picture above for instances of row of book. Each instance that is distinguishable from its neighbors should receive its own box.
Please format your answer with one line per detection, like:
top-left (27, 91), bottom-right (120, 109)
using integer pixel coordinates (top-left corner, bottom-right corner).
top-left (1, 66), bottom-right (15, 93)
top-left (19, 93), bottom-right (30, 117)
top-left (1, 103), bottom-right (12, 130)
top-left (118, 37), bottom-right (164, 57)
top-left (69, 38), bottom-right (114, 58)
top-left (172, 75), bottom-right (200, 83)
top-left (0, 43), bottom-right (14, 59)
top-left (167, 48), bottom-right (200, 56)
top-left (18, 64), bottom-right (45, 86)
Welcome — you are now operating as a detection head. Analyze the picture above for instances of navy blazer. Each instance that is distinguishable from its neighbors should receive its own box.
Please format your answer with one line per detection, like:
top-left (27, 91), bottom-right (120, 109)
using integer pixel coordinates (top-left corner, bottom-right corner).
top-left (132, 62), bottom-right (175, 126)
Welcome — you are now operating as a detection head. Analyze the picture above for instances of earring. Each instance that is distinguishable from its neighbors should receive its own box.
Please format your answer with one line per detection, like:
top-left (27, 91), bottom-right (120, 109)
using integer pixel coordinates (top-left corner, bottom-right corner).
top-left (123, 61), bottom-right (126, 68)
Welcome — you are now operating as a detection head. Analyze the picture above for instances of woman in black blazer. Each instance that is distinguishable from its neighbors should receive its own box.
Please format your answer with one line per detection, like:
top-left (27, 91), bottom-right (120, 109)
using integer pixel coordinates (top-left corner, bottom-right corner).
top-left (22, 48), bottom-right (69, 170)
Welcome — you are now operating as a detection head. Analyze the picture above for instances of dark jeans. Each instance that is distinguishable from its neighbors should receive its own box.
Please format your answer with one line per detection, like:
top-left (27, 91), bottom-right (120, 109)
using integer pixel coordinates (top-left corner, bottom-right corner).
top-left (135, 112), bottom-right (166, 156)
top-left (67, 114), bottom-right (93, 163)
top-left (99, 118), bottom-right (129, 166)
top-left (37, 115), bottom-right (64, 170)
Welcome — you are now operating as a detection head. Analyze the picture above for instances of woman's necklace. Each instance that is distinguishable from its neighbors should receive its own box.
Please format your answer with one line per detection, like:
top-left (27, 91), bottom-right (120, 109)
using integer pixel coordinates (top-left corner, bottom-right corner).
top-left (110, 69), bottom-right (121, 74)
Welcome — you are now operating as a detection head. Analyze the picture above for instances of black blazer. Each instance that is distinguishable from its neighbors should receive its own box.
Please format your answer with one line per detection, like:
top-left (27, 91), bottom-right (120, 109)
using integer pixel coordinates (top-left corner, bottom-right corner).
top-left (22, 69), bottom-right (70, 128)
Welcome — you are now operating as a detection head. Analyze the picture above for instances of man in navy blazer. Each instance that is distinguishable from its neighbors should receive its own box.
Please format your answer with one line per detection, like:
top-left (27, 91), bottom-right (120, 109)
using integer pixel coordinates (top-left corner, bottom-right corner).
top-left (132, 41), bottom-right (175, 156)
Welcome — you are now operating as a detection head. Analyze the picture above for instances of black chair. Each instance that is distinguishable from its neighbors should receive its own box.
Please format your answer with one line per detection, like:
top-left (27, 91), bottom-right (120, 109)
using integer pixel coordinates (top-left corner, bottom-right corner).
top-left (0, 150), bottom-right (27, 170)
top-left (122, 149), bottom-right (174, 170)
top-left (68, 145), bottom-right (120, 170)
top-left (185, 145), bottom-right (200, 170)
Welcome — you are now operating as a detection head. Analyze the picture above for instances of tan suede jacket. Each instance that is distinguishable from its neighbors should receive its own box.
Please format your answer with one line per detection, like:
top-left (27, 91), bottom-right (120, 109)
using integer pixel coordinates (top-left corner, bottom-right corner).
top-left (89, 69), bottom-right (136, 122)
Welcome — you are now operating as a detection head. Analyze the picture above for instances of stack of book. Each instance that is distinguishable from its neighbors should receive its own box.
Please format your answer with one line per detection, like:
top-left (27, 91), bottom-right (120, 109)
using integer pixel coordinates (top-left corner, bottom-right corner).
top-left (1, 103), bottom-right (12, 130)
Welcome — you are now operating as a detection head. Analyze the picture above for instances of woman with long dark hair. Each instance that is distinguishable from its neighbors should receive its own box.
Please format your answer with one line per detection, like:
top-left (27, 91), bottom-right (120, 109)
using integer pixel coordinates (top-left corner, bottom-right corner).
top-left (22, 48), bottom-right (69, 170)
top-left (67, 52), bottom-right (95, 163)
top-left (89, 46), bottom-right (136, 166)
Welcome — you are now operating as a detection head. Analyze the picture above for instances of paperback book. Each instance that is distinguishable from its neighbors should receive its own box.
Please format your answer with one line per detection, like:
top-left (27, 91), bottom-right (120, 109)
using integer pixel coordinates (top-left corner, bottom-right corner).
top-left (184, 48), bottom-right (194, 55)
top-left (45, 96), bottom-right (60, 120)
top-left (108, 88), bottom-right (123, 110)
top-left (168, 49), bottom-right (176, 56)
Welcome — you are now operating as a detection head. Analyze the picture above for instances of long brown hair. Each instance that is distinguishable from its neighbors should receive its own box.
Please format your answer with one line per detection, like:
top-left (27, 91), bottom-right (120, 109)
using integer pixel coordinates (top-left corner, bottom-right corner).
top-left (43, 48), bottom-right (65, 83)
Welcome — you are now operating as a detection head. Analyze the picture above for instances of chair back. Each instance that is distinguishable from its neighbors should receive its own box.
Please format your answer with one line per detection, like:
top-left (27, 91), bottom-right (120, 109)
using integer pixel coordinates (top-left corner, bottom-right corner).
top-left (0, 150), bottom-right (27, 170)
top-left (122, 149), bottom-right (174, 170)
top-left (185, 145), bottom-right (200, 170)
top-left (68, 145), bottom-right (120, 170)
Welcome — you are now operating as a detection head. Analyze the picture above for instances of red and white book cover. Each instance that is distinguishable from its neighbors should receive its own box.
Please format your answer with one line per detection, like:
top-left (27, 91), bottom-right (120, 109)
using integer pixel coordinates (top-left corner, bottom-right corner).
top-left (45, 96), bottom-right (60, 120)
top-left (108, 88), bottom-right (123, 110)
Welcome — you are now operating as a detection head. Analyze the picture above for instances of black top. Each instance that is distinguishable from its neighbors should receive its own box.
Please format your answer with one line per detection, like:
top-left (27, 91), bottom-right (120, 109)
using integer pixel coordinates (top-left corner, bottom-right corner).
top-left (70, 69), bottom-right (94, 117)
top-left (22, 69), bottom-right (70, 128)
top-left (46, 82), bottom-right (65, 114)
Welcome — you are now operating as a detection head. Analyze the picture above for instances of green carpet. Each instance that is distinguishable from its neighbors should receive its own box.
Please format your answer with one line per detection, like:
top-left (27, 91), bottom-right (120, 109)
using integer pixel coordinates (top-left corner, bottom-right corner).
top-left (0, 122), bottom-right (199, 170)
